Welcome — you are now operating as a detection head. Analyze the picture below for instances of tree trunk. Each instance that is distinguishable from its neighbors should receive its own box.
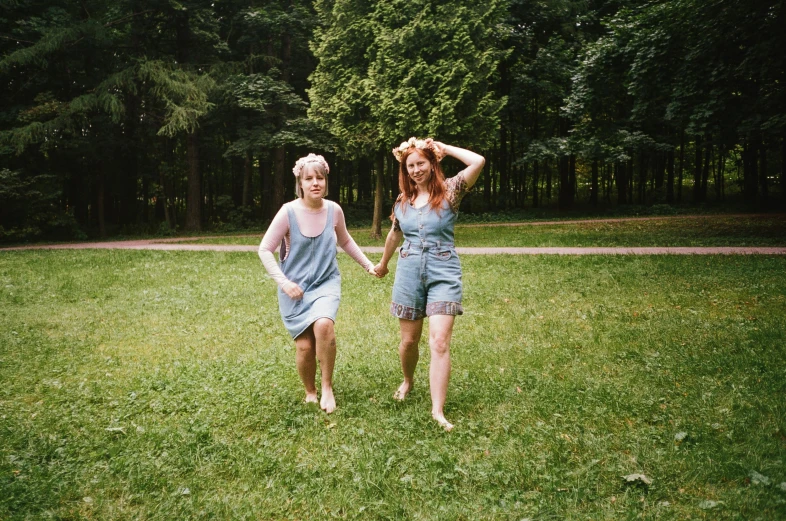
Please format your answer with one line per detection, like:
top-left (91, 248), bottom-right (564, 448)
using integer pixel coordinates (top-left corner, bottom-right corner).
top-left (390, 155), bottom-right (399, 202)
top-left (759, 141), bottom-right (768, 204)
top-left (346, 159), bottom-right (354, 204)
top-left (782, 137), bottom-right (786, 207)
top-left (483, 153), bottom-right (491, 208)
top-left (97, 165), bottom-right (106, 238)
top-left (638, 152), bottom-right (648, 204)
top-left (558, 154), bottom-right (571, 210)
top-left (499, 126), bottom-right (509, 208)
top-left (743, 137), bottom-right (759, 203)
top-left (590, 159), bottom-right (599, 206)
top-left (546, 161), bottom-right (552, 201)
top-left (701, 145), bottom-right (711, 201)
top-left (692, 136), bottom-right (703, 203)
top-left (259, 151), bottom-right (271, 219)
top-left (677, 129), bottom-right (685, 202)
top-left (532, 160), bottom-right (539, 208)
top-left (185, 131), bottom-right (201, 231)
top-left (615, 162), bottom-right (627, 204)
top-left (273, 146), bottom-right (287, 210)
top-left (655, 149), bottom-right (665, 191)
top-left (243, 150), bottom-right (253, 209)
top-left (666, 149), bottom-right (675, 204)
top-left (371, 151), bottom-right (385, 239)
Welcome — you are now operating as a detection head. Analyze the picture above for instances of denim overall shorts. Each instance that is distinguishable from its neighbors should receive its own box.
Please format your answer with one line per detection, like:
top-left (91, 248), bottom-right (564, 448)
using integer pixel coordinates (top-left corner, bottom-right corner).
top-left (390, 198), bottom-right (463, 320)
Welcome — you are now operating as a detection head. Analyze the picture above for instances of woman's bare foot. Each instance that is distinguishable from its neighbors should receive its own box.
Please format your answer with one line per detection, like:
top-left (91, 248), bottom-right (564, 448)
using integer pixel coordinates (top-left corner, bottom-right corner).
top-left (320, 387), bottom-right (336, 413)
top-left (432, 412), bottom-right (454, 431)
top-left (393, 380), bottom-right (413, 401)
top-left (305, 392), bottom-right (318, 405)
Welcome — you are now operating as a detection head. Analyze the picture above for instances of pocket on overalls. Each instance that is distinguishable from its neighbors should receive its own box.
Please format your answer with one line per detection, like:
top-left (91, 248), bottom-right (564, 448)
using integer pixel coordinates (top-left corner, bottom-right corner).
top-left (434, 249), bottom-right (453, 261)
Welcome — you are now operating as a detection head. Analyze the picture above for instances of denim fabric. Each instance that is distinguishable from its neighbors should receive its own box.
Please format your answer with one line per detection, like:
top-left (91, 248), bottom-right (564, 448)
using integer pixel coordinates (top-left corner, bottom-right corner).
top-left (278, 202), bottom-right (341, 338)
top-left (390, 199), bottom-right (463, 319)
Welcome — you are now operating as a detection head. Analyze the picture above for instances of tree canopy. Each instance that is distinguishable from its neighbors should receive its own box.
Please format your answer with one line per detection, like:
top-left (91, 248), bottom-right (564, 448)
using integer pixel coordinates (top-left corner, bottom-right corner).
top-left (1, 0), bottom-right (783, 242)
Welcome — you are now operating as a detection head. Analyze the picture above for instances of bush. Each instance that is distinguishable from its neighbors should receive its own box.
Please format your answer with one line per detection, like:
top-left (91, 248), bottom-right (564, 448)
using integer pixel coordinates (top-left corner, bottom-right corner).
top-left (0, 168), bottom-right (85, 243)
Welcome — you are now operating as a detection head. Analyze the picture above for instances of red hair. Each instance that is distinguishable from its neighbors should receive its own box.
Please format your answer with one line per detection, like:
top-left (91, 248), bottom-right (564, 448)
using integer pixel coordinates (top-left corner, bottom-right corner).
top-left (391, 147), bottom-right (446, 219)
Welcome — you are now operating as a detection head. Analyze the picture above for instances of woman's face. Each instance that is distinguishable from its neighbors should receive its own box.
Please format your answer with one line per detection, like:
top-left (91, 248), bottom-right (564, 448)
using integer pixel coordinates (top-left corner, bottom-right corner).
top-left (300, 165), bottom-right (326, 201)
top-left (405, 150), bottom-right (432, 188)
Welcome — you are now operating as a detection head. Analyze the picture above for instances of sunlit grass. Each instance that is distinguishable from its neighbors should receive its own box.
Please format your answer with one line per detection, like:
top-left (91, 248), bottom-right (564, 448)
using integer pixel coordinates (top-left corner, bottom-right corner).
top-left (1, 250), bottom-right (785, 519)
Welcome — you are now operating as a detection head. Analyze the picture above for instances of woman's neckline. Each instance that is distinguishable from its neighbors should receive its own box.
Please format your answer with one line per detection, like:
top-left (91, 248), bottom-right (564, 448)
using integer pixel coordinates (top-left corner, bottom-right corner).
top-left (296, 199), bottom-right (326, 213)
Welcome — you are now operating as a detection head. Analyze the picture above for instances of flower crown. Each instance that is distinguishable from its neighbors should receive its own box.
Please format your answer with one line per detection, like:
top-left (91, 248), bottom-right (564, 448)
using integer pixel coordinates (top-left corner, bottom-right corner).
top-left (392, 137), bottom-right (439, 162)
top-left (292, 153), bottom-right (330, 177)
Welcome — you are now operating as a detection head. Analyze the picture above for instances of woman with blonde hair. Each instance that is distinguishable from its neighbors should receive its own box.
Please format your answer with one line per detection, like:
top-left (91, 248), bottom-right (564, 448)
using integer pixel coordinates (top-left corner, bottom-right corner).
top-left (259, 154), bottom-right (379, 413)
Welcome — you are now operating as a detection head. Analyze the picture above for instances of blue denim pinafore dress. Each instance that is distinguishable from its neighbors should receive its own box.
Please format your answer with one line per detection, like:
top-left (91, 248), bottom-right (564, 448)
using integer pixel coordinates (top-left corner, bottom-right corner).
top-left (278, 202), bottom-right (341, 338)
top-left (390, 197), bottom-right (463, 320)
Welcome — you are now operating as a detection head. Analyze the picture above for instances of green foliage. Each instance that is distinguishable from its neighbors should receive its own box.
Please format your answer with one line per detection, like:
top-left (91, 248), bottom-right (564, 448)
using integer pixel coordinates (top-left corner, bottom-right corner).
top-left (137, 60), bottom-right (216, 137)
top-left (567, 0), bottom-right (786, 153)
top-left (309, 0), bottom-right (506, 156)
top-left (308, 0), bottom-right (380, 156)
top-left (1, 0), bottom-right (783, 239)
top-left (0, 168), bottom-right (82, 242)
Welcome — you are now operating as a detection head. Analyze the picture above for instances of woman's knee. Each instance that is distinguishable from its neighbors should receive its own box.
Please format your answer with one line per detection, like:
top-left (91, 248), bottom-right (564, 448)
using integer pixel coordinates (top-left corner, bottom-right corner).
top-left (312, 318), bottom-right (335, 340)
top-left (429, 334), bottom-right (450, 357)
top-left (400, 328), bottom-right (421, 349)
top-left (295, 338), bottom-right (315, 357)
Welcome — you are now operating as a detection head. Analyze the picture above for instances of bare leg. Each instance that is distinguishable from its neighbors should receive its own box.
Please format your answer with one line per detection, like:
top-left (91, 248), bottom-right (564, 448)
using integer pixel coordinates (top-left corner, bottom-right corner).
top-left (394, 318), bottom-right (423, 400)
top-left (313, 318), bottom-right (337, 413)
top-left (294, 327), bottom-right (318, 404)
top-left (428, 314), bottom-right (455, 431)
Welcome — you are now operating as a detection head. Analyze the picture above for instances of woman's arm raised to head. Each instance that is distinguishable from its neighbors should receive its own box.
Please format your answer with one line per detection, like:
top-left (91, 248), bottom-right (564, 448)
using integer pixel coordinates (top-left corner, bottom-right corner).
top-left (433, 142), bottom-right (485, 190)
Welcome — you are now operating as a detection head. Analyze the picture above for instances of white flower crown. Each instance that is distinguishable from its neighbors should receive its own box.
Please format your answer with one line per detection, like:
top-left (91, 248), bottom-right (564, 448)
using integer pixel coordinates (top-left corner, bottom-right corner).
top-left (292, 153), bottom-right (330, 177)
top-left (392, 137), bottom-right (440, 162)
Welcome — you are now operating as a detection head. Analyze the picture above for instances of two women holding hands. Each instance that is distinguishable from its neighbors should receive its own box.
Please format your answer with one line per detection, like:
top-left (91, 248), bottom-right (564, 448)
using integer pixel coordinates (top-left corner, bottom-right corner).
top-left (259, 139), bottom-right (484, 430)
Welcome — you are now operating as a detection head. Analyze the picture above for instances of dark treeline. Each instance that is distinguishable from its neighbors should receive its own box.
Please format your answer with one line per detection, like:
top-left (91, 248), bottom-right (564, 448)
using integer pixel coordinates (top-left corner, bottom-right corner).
top-left (1, 0), bottom-right (784, 242)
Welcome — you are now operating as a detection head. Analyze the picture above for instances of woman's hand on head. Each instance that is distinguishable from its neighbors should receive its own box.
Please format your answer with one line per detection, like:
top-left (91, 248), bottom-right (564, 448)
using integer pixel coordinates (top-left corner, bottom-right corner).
top-left (431, 140), bottom-right (447, 160)
top-left (282, 280), bottom-right (304, 300)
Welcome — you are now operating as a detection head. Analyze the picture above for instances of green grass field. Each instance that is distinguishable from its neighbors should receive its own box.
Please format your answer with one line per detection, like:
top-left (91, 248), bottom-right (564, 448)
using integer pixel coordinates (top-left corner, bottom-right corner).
top-left (174, 214), bottom-right (786, 247)
top-left (1, 227), bottom-right (785, 519)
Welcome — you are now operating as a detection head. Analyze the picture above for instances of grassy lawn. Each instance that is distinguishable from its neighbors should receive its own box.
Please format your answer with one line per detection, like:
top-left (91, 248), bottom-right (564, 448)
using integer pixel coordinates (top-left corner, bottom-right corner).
top-left (1, 249), bottom-right (785, 519)
top-left (172, 214), bottom-right (786, 247)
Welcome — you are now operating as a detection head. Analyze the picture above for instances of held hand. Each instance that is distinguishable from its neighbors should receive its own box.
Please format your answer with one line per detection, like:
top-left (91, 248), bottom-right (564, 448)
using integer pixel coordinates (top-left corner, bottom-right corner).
top-left (374, 263), bottom-right (389, 278)
top-left (367, 265), bottom-right (381, 278)
top-left (282, 280), bottom-right (304, 300)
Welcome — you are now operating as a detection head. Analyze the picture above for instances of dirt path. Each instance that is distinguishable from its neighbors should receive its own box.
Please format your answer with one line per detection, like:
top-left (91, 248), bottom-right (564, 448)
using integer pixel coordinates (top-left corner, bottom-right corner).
top-left (2, 214), bottom-right (784, 255)
top-left (2, 241), bottom-right (785, 255)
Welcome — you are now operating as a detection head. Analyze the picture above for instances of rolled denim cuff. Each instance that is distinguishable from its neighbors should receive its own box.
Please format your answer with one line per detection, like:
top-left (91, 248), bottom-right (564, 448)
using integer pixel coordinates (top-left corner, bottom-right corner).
top-left (390, 302), bottom-right (425, 320)
top-left (426, 301), bottom-right (464, 316)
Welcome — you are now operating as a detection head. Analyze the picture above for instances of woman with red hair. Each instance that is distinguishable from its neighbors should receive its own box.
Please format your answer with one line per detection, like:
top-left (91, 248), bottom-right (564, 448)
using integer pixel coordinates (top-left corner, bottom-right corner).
top-left (375, 138), bottom-right (485, 430)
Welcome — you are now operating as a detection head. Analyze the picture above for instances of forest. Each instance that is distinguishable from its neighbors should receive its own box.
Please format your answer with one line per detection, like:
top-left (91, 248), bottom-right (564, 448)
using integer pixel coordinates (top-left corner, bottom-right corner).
top-left (1, 0), bottom-right (783, 242)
